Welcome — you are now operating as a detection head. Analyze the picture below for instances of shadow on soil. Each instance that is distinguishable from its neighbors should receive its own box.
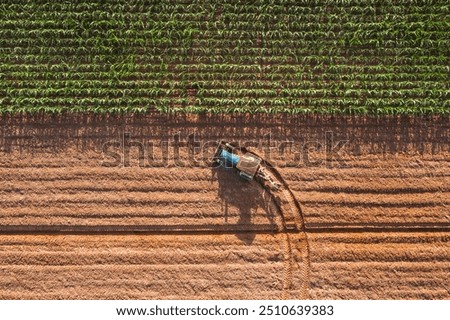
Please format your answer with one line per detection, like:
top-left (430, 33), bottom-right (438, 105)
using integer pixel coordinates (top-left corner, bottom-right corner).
top-left (0, 113), bottom-right (449, 155)
top-left (212, 166), bottom-right (278, 245)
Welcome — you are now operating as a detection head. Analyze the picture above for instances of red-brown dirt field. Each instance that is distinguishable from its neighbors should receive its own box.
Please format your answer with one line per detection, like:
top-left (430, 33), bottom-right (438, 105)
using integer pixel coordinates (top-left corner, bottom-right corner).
top-left (0, 113), bottom-right (449, 299)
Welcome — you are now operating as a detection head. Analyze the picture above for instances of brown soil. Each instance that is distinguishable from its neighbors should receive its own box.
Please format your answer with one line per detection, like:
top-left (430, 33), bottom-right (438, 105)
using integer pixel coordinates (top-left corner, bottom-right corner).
top-left (0, 113), bottom-right (449, 299)
top-left (308, 232), bottom-right (450, 299)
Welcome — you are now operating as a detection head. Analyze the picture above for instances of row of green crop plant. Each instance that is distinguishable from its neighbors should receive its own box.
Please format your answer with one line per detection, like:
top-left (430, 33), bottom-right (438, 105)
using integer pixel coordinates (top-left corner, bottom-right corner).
top-left (1, 55), bottom-right (448, 73)
top-left (3, 60), bottom-right (447, 73)
top-left (2, 104), bottom-right (448, 116)
top-left (1, 53), bottom-right (446, 70)
top-left (3, 86), bottom-right (447, 99)
top-left (3, 79), bottom-right (445, 93)
top-left (3, 0), bottom-right (447, 13)
top-left (2, 44), bottom-right (446, 60)
top-left (2, 6), bottom-right (447, 27)
top-left (2, 71), bottom-right (447, 85)
top-left (2, 14), bottom-right (448, 33)
top-left (3, 24), bottom-right (447, 42)
top-left (2, 95), bottom-right (447, 109)
top-left (2, 40), bottom-right (447, 55)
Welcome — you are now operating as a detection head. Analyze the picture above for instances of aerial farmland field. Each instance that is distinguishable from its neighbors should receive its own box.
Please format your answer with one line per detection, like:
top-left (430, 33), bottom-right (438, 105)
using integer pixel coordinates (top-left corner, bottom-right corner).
top-left (0, 0), bottom-right (449, 300)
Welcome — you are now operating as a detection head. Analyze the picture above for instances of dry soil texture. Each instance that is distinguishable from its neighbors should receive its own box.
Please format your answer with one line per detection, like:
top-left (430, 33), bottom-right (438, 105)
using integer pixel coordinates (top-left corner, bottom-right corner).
top-left (0, 114), bottom-right (449, 299)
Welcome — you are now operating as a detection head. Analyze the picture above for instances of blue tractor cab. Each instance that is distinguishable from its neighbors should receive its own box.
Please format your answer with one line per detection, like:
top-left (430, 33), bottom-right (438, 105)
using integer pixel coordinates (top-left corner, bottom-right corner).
top-left (217, 148), bottom-right (240, 168)
top-left (213, 141), bottom-right (262, 181)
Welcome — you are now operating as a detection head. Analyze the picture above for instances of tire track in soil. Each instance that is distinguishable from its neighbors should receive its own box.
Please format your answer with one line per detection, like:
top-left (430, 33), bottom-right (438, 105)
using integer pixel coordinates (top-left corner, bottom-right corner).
top-left (281, 233), bottom-right (294, 300)
top-left (246, 150), bottom-right (311, 300)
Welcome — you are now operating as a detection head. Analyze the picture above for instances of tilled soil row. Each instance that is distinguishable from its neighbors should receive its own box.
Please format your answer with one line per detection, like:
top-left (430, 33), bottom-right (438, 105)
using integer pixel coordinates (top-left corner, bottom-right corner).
top-left (1, 157), bottom-right (448, 227)
top-left (0, 114), bottom-right (448, 299)
top-left (0, 234), bottom-right (296, 299)
top-left (0, 232), bottom-right (447, 299)
top-left (308, 232), bottom-right (450, 299)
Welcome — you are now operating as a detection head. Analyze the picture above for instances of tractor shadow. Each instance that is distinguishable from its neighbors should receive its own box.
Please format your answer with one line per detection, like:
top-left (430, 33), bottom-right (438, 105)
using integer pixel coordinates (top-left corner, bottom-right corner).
top-left (212, 166), bottom-right (278, 245)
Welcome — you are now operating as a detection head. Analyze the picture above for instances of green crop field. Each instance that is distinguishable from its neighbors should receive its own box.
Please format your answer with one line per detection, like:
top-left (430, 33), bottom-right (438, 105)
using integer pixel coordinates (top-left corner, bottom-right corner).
top-left (0, 0), bottom-right (448, 114)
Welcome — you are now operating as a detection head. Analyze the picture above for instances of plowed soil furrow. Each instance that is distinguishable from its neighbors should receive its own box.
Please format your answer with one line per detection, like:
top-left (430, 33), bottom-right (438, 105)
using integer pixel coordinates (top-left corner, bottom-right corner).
top-left (3, 190), bottom-right (448, 206)
top-left (290, 182), bottom-right (449, 194)
top-left (0, 207), bottom-right (272, 219)
top-left (0, 289), bottom-right (288, 300)
top-left (1, 153), bottom-right (448, 227)
top-left (0, 180), bottom-right (279, 226)
top-left (0, 248), bottom-right (281, 266)
top-left (0, 167), bottom-right (215, 181)
top-left (2, 179), bottom-right (450, 194)
top-left (312, 261), bottom-right (450, 273)
top-left (0, 234), bottom-right (300, 300)
top-left (309, 289), bottom-right (450, 300)
top-left (1, 114), bottom-right (449, 299)
top-left (298, 192), bottom-right (450, 205)
top-left (2, 168), bottom-right (448, 226)
top-left (302, 206), bottom-right (449, 224)
top-left (1, 160), bottom-right (449, 181)
top-left (0, 205), bottom-right (250, 217)
top-left (308, 232), bottom-right (450, 299)
top-left (4, 177), bottom-right (447, 197)
top-left (280, 166), bottom-right (450, 180)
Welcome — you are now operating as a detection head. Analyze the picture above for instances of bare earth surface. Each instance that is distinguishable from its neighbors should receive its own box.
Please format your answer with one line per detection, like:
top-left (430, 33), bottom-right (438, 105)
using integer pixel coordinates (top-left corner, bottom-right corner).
top-left (0, 114), bottom-right (449, 299)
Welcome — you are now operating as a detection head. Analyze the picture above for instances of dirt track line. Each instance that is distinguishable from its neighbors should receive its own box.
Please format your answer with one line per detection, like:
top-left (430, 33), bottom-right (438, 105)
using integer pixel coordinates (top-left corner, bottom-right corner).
top-left (244, 149), bottom-right (311, 299)
top-left (0, 224), bottom-right (282, 235)
top-left (305, 222), bottom-right (450, 233)
top-left (281, 233), bottom-right (293, 300)
top-left (3, 223), bottom-right (447, 235)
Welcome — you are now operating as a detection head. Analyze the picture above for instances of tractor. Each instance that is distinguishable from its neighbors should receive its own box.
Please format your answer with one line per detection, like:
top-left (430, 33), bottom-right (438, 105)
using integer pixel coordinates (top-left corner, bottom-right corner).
top-left (213, 141), bottom-right (301, 231)
top-left (213, 141), bottom-right (261, 181)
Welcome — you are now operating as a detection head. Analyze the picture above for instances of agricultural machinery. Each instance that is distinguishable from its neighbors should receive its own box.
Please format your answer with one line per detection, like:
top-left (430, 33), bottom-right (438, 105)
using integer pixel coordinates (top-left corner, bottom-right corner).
top-left (213, 140), bottom-right (302, 231)
top-left (213, 141), bottom-right (261, 180)
top-left (213, 141), bottom-right (281, 189)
